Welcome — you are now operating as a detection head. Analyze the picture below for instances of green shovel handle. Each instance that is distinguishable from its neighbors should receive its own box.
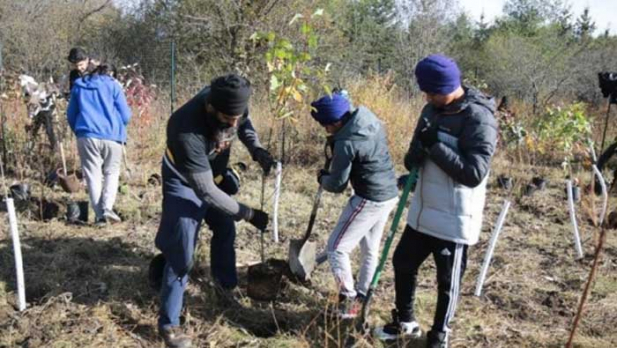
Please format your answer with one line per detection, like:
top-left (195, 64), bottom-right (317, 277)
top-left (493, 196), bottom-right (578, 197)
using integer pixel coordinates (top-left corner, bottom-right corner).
top-left (359, 167), bottom-right (418, 328)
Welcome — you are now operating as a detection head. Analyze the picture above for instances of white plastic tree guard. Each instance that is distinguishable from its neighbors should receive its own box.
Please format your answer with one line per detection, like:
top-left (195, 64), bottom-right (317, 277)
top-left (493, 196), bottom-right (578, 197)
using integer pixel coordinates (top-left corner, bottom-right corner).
top-left (272, 162), bottom-right (282, 243)
top-left (475, 199), bottom-right (511, 297)
top-left (6, 197), bottom-right (26, 311)
top-left (566, 180), bottom-right (584, 259)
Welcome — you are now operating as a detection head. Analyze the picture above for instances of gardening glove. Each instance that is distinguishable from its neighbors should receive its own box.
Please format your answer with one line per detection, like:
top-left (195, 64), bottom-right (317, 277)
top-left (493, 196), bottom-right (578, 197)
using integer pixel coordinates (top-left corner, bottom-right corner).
top-left (397, 173), bottom-right (418, 191)
top-left (248, 208), bottom-right (269, 232)
top-left (317, 169), bottom-right (329, 185)
top-left (253, 148), bottom-right (276, 176)
top-left (419, 125), bottom-right (439, 150)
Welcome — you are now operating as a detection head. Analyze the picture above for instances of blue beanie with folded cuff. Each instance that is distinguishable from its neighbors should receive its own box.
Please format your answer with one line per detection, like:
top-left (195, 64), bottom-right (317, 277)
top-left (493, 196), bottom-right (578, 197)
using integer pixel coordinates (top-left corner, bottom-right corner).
top-left (310, 93), bottom-right (350, 125)
top-left (415, 54), bottom-right (461, 95)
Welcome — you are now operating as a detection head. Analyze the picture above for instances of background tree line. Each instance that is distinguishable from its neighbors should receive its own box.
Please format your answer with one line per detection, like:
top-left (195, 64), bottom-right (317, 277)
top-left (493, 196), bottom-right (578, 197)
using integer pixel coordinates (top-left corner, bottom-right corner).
top-left (1, 0), bottom-right (617, 109)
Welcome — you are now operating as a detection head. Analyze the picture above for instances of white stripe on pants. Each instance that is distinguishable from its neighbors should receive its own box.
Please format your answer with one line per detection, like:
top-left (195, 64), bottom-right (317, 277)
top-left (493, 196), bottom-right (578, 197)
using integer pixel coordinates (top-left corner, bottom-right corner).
top-left (443, 243), bottom-right (464, 332)
top-left (77, 137), bottom-right (123, 219)
top-left (327, 195), bottom-right (398, 298)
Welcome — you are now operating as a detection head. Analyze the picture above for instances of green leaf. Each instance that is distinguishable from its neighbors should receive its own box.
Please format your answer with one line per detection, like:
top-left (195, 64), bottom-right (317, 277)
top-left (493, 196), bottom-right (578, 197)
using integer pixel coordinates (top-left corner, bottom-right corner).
top-left (267, 31), bottom-right (276, 42)
top-left (308, 34), bottom-right (318, 49)
top-left (275, 49), bottom-right (287, 59)
top-left (301, 23), bottom-right (311, 35)
top-left (323, 85), bottom-right (332, 96)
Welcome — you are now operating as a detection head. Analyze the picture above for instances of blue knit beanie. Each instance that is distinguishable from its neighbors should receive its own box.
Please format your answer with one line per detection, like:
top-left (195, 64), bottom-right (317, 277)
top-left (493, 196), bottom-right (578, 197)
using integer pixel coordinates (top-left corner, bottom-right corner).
top-left (415, 54), bottom-right (461, 95)
top-left (310, 93), bottom-right (350, 125)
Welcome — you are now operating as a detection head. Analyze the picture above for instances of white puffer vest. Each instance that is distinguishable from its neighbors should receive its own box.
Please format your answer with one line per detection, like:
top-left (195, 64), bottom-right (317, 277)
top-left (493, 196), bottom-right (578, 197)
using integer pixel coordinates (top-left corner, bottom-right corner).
top-left (406, 132), bottom-right (489, 245)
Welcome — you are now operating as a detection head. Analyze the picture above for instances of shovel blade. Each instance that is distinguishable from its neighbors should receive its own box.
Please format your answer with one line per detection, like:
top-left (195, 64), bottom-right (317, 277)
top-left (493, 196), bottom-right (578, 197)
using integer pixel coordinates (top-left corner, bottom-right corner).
top-left (288, 239), bottom-right (317, 281)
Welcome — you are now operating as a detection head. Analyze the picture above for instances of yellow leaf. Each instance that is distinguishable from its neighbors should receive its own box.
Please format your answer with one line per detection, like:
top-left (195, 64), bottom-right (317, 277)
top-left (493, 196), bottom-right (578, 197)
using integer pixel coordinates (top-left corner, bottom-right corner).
top-left (292, 89), bottom-right (303, 102)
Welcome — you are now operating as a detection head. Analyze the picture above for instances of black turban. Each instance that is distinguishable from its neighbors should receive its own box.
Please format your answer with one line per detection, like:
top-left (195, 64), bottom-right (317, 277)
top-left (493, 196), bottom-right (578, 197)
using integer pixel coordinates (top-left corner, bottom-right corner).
top-left (208, 74), bottom-right (252, 116)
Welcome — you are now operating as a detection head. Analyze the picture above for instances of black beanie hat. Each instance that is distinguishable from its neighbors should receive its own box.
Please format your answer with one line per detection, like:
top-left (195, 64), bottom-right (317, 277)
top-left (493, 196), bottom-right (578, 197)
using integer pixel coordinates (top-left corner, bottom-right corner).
top-left (208, 74), bottom-right (252, 116)
top-left (68, 47), bottom-right (88, 63)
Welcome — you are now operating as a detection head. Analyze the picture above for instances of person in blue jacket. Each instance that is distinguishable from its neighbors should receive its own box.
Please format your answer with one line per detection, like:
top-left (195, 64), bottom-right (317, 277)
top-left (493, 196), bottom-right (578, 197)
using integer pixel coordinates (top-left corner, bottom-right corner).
top-left (67, 63), bottom-right (131, 225)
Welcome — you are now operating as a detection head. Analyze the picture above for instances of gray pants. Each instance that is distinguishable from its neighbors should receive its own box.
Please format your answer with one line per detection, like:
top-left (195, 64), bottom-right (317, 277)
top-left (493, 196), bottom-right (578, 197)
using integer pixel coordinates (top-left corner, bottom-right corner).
top-left (327, 195), bottom-right (398, 298)
top-left (77, 137), bottom-right (123, 219)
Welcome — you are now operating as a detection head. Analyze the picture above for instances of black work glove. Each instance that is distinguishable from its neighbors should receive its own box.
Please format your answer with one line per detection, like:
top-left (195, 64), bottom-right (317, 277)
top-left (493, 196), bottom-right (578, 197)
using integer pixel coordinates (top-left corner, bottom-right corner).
top-left (419, 126), bottom-right (439, 150)
top-left (397, 173), bottom-right (418, 191)
top-left (253, 148), bottom-right (276, 175)
top-left (317, 169), bottom-right (329, 185)
top-left (248, 209), bottom-right (269, 232)
top-left (397, 174), bottom-right (410, 190)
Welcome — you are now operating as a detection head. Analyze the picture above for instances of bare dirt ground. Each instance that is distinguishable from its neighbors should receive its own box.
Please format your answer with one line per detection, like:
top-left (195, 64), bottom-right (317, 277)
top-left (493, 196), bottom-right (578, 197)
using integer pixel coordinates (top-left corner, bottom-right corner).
top-left (0, 151), bottom-right (616, 348)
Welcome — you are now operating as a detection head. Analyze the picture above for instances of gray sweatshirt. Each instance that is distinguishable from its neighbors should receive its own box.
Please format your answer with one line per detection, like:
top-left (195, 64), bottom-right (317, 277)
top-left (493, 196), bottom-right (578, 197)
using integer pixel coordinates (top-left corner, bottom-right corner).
top-left (321, 107), bottom-right (398, 202)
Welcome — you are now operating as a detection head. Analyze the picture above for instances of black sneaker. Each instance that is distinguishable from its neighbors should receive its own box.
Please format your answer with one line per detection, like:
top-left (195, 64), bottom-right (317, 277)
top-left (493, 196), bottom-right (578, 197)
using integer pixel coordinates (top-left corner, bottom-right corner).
top-left (426, 330), bottom-right (449, 348)
top-left (374, 309), bottom-right (422, 341)
top-left (94, 216), bottom-right (107, 227)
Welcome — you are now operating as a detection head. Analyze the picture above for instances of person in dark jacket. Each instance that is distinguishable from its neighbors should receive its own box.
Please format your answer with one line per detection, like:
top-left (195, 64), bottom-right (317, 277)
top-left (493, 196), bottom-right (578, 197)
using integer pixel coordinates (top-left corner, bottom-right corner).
top-left (155, 74), bottom-right (276, 348)
top-left (374, 55), bottom-right (498, 348)
top-left (67, 63), bottom-right (131, 225)
top-left (311, 92), bottom-right (398, 319)
top-left (67, 47), bottom-right (90, 94)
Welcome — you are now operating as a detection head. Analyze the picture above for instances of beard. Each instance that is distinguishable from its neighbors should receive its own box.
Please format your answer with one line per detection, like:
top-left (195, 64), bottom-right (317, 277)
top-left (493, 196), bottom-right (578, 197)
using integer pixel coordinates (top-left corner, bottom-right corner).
top-left (205, 112), bottom-right (238, 145)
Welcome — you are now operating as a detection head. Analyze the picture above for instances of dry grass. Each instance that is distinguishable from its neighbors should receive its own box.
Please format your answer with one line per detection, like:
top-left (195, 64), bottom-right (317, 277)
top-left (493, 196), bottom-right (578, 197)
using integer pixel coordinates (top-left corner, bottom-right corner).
top-left (0, 78), bottom-right (616, 347)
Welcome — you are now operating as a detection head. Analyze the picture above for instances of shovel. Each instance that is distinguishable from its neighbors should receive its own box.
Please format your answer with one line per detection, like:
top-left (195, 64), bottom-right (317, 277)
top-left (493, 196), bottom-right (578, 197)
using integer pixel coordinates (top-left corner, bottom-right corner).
top-left (357, 167), bottom-right (418, 332)
top-left (57, 142), bottom-right (79, 193)
top-left (122, 145), bottom-right (132, 180)
top-left (288, 143), bottom-right (332, 281)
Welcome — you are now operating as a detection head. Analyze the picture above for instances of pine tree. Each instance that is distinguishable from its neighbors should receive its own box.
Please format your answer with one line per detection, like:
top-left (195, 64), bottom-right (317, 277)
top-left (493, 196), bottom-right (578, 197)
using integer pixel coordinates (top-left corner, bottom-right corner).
top-left (574, 7), bottom-right (596, 41)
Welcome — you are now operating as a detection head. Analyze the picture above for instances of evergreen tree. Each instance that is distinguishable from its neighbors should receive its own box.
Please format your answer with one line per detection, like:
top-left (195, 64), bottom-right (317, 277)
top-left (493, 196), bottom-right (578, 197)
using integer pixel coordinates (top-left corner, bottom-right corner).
top-left (575, 7), bottom-right (596, 41)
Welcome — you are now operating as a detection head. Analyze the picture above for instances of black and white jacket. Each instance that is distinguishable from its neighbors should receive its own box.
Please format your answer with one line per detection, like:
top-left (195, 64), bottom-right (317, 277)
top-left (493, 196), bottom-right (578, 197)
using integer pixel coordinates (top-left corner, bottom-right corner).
top-left (405, 87), bottom-right (498, 245)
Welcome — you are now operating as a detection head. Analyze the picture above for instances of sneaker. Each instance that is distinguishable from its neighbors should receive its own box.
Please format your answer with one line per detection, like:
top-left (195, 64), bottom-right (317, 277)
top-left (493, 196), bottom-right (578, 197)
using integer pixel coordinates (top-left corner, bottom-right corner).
top-left (94, 216), bottom-right (107, 227)
top-left (338, 293), bottom-right (366, 319)
top-left (103, 210), bottom-right (122, 224)
top-left (159, 326), bottom-right (192, 348)
top-left (426, 330), bottom-right (448, 348)
top-left (374, 309), bottom-right (422, 341)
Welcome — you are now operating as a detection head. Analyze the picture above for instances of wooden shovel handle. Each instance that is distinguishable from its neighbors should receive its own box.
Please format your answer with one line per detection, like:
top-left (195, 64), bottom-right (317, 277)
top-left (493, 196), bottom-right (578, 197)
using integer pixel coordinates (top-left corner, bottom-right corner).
top-left (59, 142), bottom-right (67, 177)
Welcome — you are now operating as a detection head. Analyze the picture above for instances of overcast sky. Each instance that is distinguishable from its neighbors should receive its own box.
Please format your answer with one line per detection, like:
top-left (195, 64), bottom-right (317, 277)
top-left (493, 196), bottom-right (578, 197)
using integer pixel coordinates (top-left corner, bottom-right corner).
top-left (458, 0), bottom-right (617, 35)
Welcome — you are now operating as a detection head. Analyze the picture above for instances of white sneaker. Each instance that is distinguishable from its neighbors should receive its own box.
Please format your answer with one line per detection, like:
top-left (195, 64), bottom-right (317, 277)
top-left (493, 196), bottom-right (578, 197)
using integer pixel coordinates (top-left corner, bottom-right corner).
top-left (374, 309), bottom-right (422, 341)
top-left (103, 210), bottom-right (122, 223)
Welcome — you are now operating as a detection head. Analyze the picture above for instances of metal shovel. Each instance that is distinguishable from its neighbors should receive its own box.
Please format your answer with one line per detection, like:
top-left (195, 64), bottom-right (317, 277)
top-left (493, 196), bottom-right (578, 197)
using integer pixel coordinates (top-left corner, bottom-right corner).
top-left (289, 143), bottom-right (331, 281)
top-left (288, 185), bottom-right (323, 281)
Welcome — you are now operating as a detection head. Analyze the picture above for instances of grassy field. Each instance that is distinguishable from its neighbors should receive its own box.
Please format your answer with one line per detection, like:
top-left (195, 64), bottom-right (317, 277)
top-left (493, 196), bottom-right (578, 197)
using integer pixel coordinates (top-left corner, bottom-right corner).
top-left (0, 149), bottom-right (616, 348)
top-left (1, 78), bottom-right (617, 347)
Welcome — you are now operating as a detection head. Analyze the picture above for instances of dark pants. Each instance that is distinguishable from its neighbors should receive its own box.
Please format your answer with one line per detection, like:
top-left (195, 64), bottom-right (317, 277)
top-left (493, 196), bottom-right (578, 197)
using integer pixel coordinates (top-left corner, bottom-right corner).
top-left (155, 161), bottom-right (237, 329)
top-left (393, 225), bottom-right (468, 333)
top-left (31, 109), bottom-right (57, 150)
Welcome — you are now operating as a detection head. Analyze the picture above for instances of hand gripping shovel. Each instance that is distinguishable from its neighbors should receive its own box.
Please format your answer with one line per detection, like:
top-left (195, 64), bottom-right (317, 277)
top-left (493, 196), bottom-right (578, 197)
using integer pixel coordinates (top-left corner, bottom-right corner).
top-left (289, 143), bottom-right (332, 281)
top-left (357, 168), bottom-right (418, 332)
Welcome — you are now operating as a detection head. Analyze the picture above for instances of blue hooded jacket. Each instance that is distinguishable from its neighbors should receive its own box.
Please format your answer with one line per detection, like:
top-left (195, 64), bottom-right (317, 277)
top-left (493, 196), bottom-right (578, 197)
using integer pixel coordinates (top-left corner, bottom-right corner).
top-left (67, 75), bottom-right (131, 143)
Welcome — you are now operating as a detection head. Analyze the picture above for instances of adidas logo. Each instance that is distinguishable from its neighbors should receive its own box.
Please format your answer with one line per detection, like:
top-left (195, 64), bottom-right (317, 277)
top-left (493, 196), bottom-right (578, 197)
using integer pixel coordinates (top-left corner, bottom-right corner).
top-left (440, 248), bottom-right (451, 256)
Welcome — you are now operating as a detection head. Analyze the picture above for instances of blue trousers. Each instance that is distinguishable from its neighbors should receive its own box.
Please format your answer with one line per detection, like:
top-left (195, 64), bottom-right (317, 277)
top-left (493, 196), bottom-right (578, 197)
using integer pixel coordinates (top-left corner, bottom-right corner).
top-left (155, 162), bottom-right (237, 329)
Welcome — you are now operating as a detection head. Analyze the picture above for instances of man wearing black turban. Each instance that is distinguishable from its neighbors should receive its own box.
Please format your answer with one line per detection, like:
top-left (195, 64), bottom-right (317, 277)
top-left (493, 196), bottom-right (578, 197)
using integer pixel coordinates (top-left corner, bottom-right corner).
top-left (154, 74), bottom-right (276, 348)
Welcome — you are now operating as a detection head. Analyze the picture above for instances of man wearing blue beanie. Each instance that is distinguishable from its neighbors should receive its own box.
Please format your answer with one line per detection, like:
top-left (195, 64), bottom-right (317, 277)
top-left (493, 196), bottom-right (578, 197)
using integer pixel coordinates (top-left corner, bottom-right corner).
top-left (375, 54), bottom-right (498, 348)
top-left (310, 91), bottom-right (398, 319)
